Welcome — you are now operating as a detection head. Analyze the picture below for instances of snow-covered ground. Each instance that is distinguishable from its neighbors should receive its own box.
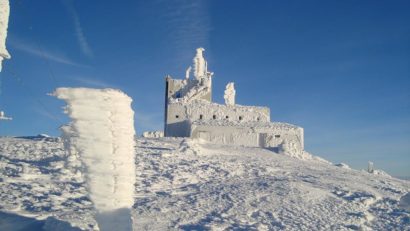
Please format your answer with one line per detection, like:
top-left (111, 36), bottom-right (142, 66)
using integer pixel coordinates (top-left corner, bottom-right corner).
top-left (0, 136), bottom-right (409, 230)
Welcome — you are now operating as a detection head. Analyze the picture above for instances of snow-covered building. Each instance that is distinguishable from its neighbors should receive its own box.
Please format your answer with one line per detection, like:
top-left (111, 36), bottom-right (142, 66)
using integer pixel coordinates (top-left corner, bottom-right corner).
top-left (164, 48), bottom-right (304, 154)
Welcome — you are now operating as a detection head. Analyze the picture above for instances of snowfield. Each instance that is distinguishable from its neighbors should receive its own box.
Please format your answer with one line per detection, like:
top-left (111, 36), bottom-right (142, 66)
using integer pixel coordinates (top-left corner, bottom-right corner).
top-left (0, 136), bottom-right (409, 230)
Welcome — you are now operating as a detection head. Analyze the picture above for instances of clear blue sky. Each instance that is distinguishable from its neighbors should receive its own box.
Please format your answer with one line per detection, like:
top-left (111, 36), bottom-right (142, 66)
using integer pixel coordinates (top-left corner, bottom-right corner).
top-left (0, 0), bottom-right (409, 177)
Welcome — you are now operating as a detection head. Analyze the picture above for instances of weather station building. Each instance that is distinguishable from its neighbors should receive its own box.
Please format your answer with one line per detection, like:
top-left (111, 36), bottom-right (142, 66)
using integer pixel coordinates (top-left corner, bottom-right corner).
top-left (164, 48), bottom-right (304, 155)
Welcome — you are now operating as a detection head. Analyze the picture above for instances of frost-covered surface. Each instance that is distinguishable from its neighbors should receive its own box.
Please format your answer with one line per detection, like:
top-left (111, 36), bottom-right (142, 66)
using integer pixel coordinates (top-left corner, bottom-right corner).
top-left (134, 138), bottom-right (409, 230)
top-left (0, 0), bottom-right (11, 72)
top-left (53, 87), bottom-right (136, 214)
top-left (0, 137), bottom-right (97, 230)
top-left (0, 137), bottom-right (409, 230)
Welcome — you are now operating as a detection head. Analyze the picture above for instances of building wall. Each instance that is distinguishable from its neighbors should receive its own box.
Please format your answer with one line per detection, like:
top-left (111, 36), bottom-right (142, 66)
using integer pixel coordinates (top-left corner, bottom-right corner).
top-left (191, 125), bottom-right (259, 147)
top-left (165, 77), bottom-right (212, 102)
top-left (190, 123), bottom-right (304, 154)
top-left (165, 101), bottom-right (270, 137)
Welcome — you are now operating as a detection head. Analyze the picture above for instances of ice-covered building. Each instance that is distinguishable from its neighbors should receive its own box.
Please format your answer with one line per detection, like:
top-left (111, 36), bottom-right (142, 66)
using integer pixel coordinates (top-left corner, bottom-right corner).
top-left (164, 48), bottom-right (304, 154)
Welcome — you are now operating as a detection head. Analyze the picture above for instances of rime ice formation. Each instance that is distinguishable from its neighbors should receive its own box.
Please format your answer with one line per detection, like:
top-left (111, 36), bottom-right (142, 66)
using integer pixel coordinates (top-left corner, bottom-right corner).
top-left (53, 87), bottom-right (135, 231)
top-left (0, 0), bottom-right (11, 72)
top-left (193, 47), bottom-right (207, 79)
top-left (0, 110), bottom-right (11, 120)
top-left (224, 82), bottom-right (236, 106)
top-left (0, 0), bottom-right (11, 120)
top-left (165, 48), bottom-right (305, 155)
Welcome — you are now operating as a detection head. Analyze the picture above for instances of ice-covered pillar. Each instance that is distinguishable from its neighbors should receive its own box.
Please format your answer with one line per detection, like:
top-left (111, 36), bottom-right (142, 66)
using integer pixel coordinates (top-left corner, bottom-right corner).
top-left (53, 88), bottom-right (136, 231)
top-left (193, 47), bottom-right (206, 79)
top-left (224, 82), bottom-right (236, 106)
top-left (0, 0), bottom-right (11, 72)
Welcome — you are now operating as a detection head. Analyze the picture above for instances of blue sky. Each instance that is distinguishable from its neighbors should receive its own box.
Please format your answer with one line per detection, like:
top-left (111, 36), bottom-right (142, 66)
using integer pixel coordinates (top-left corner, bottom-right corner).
top-left (0, 0), bottom-right (409, 177)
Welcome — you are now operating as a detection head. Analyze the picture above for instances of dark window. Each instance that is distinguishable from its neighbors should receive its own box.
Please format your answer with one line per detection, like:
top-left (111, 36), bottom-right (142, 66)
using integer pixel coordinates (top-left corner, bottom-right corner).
top-left (257, 117), bottom-right (260, 121)
top-left (226, 115), bottom-right (229, 119)
top-left (239, 116), bottom-right (243, 120)
top-left (213, 115), bottom-right (216, 119)
top-left (275, 135), bottom-right (281, 138)
top-left (175, 115), bottom-right (179, 119)
top-left (200, 114), bottom-right (203, 119)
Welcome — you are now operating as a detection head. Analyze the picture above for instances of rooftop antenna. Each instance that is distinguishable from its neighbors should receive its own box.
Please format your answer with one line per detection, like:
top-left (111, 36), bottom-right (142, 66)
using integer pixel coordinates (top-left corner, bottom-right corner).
top-left (0, 0), bottom-right (11, 120)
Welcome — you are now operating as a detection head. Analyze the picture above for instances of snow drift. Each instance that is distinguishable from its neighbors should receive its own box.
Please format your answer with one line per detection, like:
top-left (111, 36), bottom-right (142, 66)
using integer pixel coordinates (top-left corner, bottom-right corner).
top-left (53, 88), bottom-right (136, 230)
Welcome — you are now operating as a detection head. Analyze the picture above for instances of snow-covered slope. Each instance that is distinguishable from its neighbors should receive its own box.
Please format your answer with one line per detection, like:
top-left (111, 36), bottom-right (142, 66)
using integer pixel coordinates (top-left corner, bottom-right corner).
top-left (0, 136), bottom-right (409, 230)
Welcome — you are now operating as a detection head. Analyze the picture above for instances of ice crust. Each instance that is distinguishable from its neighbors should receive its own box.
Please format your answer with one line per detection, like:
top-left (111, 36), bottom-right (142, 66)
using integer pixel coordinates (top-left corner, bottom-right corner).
top-left (53, 88), bottom-right (136, 213)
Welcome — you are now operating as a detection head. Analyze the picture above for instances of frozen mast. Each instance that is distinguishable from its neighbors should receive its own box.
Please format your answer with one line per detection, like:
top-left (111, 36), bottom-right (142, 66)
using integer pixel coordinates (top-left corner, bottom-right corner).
top-left (0, 0), bottom-right (11, 72)
top-left (164, 48), bottom-right (305, 155)
top-left (0, 0), bottom-right (11, 120)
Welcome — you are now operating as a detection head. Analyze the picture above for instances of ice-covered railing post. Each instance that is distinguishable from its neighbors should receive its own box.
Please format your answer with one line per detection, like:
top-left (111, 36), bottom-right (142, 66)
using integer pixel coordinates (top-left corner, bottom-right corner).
top-left (53, 88), bottom-right (136, 231)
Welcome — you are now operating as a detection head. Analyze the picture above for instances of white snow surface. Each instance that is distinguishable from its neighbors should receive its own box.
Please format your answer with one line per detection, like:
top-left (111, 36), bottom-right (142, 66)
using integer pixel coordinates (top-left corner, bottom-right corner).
top-left (0, 136), bottom-right (409, 230)
top-left (0, 0), bottom-right (11, 72)
top-left (53, 88), bottom-right (136, 213)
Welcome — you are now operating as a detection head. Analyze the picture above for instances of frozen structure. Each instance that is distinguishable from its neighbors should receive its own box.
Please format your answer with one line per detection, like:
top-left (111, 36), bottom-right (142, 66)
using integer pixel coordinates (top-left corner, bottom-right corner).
top-left (0, 110), bottom-right (11, 120)
top-left (0, 0), bottom-right (10, 72)
top-left (165, 48), bottom-right (304, 154)
top-left (53, 88), bottom-right (135, 231)
top-left (0, 0), bottom-right (11, 120)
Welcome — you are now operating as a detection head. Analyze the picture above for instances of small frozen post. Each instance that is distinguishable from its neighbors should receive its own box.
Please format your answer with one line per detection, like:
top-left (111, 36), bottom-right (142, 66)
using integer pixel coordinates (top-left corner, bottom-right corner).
top-left (224, 82), bottom-right (236, 106)
top-left (0, 0), bottom-right (11, 72)
top-left (0, 110), bottom-right (12, 120)
top-left (185, 66), bottom-right (191, 79)
top-left (53, 88), bottom-right (136, 231)
top-left (368, 161), bottom-right (374, 174)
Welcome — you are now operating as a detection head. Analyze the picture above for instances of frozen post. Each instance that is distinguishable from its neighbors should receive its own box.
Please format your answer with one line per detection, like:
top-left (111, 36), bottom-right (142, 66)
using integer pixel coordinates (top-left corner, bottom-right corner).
top-left (0, 110), bottom-right (11, 120)
top-left (224, 82), bottom-right (236, 106)
top-left (0, 0), bottom-right (11, 120)
top-left (0, 0), bottom-right (11, 72)
top-left (53, 88), bottom-right (136, 231)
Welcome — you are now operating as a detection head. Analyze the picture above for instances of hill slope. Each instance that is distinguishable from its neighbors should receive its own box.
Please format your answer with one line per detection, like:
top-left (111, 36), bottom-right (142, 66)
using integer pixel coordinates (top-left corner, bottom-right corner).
top-left (0, 137), bottom-right (409, 230)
